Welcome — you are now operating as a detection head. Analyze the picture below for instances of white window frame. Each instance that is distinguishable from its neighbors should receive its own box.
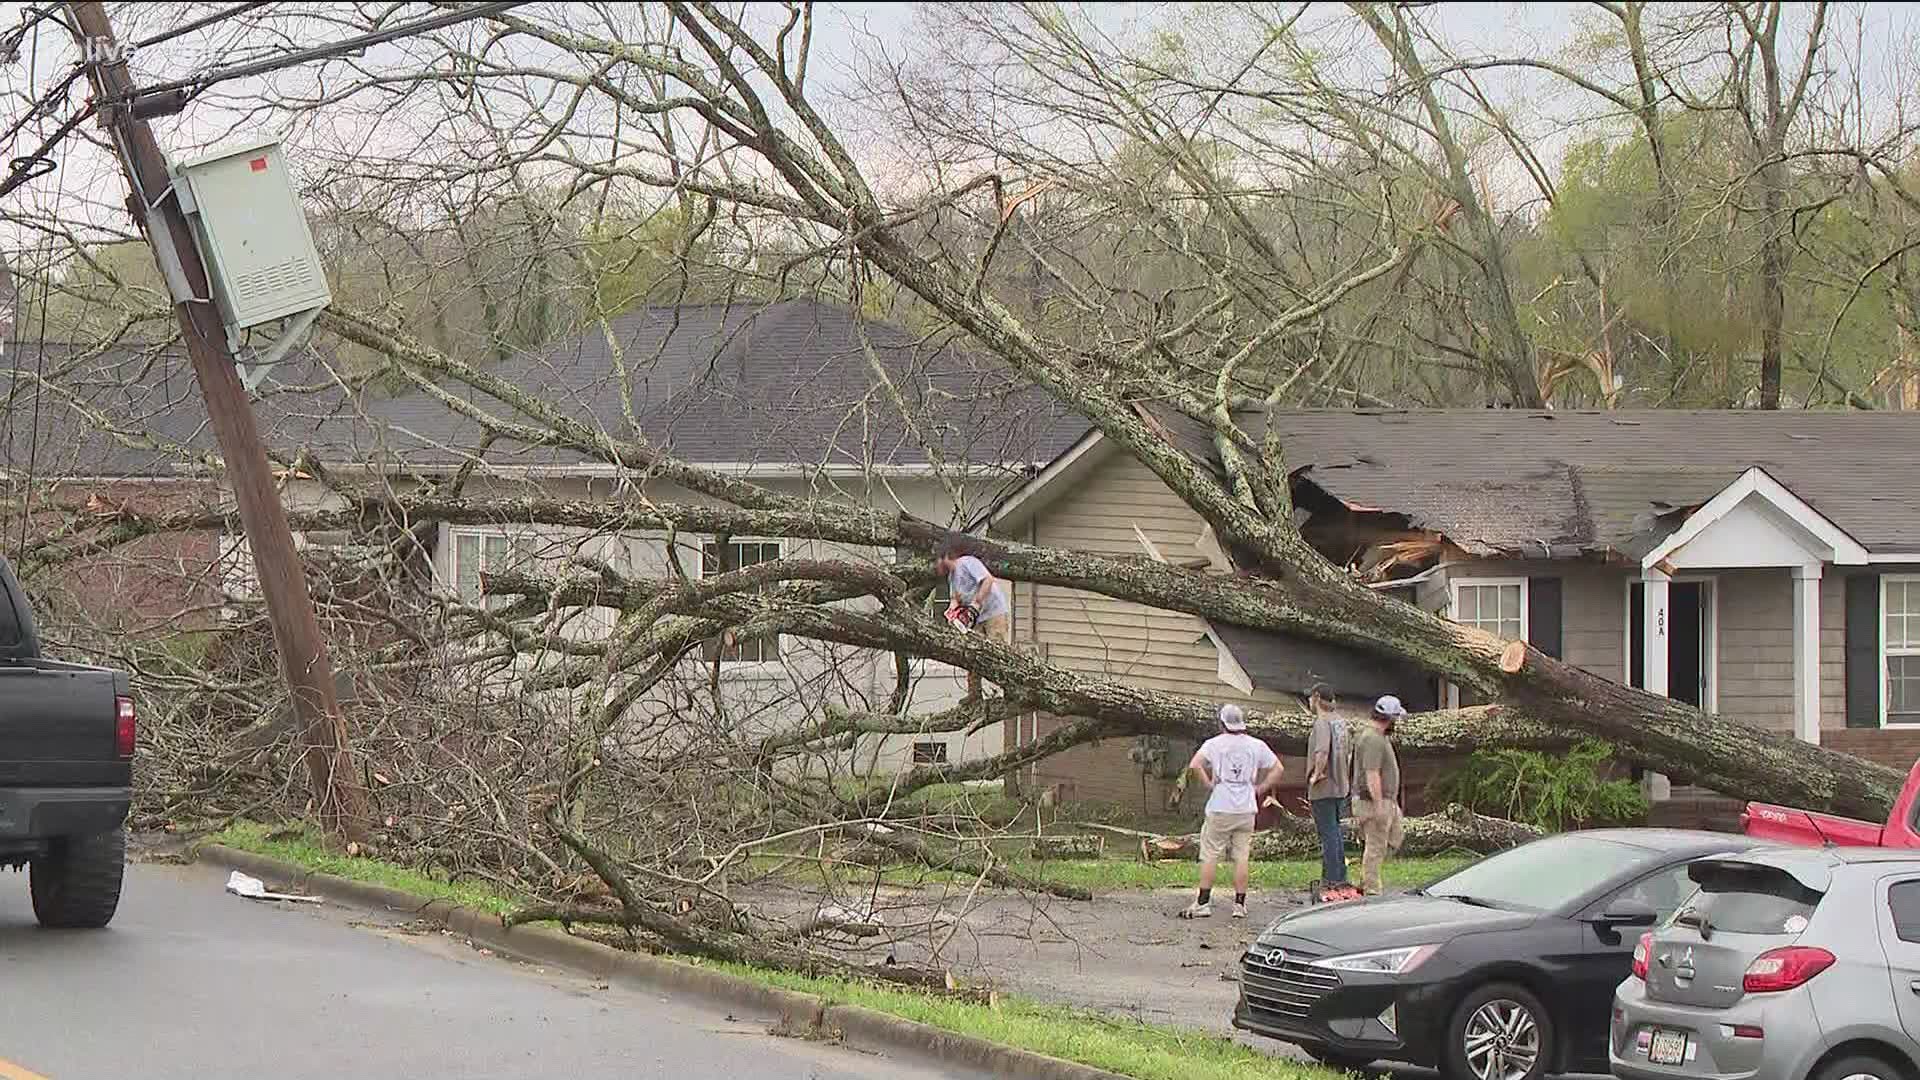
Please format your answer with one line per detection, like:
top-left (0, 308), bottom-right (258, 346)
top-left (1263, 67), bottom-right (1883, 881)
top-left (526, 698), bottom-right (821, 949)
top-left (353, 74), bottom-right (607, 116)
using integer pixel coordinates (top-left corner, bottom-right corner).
top-left (1885, 574), bottom-right (1920, 727)
top-left (1445, 577), bottom-right (1529, 708)
top-left (1621, 575), bottom-right (1720, 714)
top-left (699, 536), bottom-right (786, 670)
top-left (446, 525), bottom-right (539, 610)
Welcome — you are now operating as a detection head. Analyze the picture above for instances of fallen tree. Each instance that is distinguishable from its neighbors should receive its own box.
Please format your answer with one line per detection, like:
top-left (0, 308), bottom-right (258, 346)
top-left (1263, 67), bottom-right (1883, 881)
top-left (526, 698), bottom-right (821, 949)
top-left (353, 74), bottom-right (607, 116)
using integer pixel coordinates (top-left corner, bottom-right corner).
top-left (1137, 804), bottom-right (1545, 863)
top-left (16, 0), bottom-right (1915, 995)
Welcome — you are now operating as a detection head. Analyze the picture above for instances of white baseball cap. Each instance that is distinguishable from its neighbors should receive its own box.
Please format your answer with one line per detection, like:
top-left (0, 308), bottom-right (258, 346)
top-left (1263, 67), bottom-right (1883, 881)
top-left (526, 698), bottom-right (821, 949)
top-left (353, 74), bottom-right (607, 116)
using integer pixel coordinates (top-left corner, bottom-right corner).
top-left (1372, 695), bottom-right (1408, 718)
top-left (1219, 704), bottom-right (1248, 732)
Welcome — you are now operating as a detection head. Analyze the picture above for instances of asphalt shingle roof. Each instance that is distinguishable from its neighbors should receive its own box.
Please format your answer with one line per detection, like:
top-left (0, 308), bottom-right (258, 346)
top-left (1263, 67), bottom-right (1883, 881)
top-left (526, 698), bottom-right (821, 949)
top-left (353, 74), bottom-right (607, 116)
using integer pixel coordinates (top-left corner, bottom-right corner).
top-left (0, 300), bottom-right (1088, 478)
top-left (1154, 408), bottom-right (1920, 557)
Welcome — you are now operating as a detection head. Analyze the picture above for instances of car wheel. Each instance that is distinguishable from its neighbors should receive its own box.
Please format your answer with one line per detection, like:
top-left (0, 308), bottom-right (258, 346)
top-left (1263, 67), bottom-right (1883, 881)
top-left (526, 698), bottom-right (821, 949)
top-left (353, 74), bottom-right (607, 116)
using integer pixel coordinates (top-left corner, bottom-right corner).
top-left (30, 827), bottom-right (127, 929)
top-left (1814, 1054), bottom-right (1907, 1080)
top-left (1303, 1044), bottom-right (1377, 1071)
top-left (1443, 983), bottom-right (1553, 1080)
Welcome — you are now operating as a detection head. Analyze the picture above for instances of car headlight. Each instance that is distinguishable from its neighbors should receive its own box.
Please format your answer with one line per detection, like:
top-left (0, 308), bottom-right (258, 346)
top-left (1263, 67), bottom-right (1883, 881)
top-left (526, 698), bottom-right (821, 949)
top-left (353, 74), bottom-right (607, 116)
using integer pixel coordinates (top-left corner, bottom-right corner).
top-left (1312, 944), bottom-right (1440, 975)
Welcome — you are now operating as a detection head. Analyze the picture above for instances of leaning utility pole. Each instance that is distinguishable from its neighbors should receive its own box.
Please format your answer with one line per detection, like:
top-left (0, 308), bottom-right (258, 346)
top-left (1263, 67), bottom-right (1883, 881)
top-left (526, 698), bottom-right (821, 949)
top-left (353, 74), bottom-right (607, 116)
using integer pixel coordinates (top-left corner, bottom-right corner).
top-left (66, 2), bottom-right (369, 841)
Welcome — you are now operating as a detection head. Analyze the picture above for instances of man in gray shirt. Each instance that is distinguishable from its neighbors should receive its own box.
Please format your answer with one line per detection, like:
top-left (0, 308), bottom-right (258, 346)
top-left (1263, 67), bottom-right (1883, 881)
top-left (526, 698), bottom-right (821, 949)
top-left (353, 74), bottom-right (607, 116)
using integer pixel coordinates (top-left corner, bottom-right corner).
top-left (1304, 684), bottom-right (1350, 889)
top-left (937, 540), bottom-right (1010, 701)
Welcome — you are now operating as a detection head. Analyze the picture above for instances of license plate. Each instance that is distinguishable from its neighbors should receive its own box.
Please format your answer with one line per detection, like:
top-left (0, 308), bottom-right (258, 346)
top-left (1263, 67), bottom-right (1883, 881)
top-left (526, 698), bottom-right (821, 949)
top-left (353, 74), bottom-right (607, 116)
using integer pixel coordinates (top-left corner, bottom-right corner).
top-left (1648, 1029), bottom-right (1689, 1066)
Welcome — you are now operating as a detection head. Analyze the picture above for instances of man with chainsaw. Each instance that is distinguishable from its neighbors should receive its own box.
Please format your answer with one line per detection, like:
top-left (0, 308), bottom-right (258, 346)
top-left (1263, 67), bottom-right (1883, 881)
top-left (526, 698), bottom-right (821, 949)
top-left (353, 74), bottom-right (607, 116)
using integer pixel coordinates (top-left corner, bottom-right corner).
top-left (936, 539), bottom-right (1010, 701)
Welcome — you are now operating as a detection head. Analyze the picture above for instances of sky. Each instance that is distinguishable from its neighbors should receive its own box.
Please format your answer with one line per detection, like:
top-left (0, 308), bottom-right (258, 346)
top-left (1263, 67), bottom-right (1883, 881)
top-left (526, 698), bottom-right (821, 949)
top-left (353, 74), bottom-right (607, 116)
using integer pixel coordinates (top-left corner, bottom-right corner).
top-left (0, 2), bottom-right (1914, 271)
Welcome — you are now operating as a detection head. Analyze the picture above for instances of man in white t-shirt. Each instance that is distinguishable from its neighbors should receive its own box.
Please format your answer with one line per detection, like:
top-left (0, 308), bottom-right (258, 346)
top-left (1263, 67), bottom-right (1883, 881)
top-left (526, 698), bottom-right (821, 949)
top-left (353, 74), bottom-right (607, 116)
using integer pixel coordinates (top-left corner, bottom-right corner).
top-left (1180, 704), bottom-right (1282, 920)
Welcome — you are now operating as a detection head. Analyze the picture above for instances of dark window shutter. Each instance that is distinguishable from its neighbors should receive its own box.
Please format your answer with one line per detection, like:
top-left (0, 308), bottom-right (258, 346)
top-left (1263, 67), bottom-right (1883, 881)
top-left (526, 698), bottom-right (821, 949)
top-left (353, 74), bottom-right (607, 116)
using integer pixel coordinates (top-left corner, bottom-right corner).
top-left (1528, 577), bottom-right (1563, 659)
top-left (1846, 573), bottom-right (1882, 729)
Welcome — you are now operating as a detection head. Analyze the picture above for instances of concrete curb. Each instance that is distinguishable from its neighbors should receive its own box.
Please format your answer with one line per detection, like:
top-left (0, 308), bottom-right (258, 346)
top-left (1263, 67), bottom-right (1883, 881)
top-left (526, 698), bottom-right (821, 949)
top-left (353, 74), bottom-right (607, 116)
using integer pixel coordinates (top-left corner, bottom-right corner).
top-left (196, 843), bottom-right (1126, 1080)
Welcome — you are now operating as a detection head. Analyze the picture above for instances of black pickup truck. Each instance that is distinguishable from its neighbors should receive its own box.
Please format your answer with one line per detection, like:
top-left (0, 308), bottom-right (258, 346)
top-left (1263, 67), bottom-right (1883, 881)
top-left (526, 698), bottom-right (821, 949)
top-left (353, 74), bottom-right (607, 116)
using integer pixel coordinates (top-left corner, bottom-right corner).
top-left (0, 554), bottom-right (132, 928)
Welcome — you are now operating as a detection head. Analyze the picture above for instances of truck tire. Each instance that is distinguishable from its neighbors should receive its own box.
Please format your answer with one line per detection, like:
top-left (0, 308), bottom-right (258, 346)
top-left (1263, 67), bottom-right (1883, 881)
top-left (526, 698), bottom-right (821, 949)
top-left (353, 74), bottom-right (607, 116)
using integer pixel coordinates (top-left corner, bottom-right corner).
top-left (30, 827), bottom-right (126, 929)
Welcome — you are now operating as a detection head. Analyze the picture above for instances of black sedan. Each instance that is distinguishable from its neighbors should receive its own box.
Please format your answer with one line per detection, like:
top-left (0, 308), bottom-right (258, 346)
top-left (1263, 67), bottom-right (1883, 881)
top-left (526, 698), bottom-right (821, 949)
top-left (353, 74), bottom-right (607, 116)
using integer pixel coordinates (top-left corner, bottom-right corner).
top-left (1235, 829), bottom-right (1764, 1080)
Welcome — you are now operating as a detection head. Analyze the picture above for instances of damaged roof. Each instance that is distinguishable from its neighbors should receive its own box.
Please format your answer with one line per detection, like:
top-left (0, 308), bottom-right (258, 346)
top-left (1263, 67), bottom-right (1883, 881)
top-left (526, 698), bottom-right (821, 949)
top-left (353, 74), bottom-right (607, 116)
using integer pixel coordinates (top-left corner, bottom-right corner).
top-left (1158, 408), bottom-right (1920, 558)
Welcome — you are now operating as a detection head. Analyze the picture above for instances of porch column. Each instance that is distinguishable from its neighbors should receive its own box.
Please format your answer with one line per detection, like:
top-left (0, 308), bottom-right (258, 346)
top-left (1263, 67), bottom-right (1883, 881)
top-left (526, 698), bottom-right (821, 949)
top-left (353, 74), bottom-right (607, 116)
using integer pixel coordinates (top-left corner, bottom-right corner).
top-left (1792, 565), bottom-right (1823, 746)
top-left (1641, 569), bottom-right (1672, 802)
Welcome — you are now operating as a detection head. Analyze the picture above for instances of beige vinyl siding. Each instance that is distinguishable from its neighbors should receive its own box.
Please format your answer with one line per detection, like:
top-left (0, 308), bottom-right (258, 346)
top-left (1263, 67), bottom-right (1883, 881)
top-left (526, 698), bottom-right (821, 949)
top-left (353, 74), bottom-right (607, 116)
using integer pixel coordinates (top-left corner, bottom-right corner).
top-left (1433, 560), bottom-right (1626, 683)
top-left (1029, 452), bottom-right (1225, 697)
top-left (1820, 574), bottom-right (1845, 730)
top-left (1016, 452), bottom-right (1309, 805)
top-left (1715, 568), bottom-right (1795, 735)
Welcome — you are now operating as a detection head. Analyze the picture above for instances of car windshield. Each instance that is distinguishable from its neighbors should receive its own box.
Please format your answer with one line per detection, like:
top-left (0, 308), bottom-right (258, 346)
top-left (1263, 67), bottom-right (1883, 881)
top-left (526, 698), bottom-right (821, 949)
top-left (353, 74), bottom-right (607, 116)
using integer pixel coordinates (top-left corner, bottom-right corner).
top-left (1423, 834), bottom-right (1655, 912)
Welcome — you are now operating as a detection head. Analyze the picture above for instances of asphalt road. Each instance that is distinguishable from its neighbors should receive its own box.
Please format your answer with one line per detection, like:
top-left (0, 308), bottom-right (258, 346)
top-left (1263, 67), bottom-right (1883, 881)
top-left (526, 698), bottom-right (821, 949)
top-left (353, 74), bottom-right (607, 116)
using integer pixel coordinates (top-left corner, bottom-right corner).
top-left (0, 861), bottom-right (986, 1080)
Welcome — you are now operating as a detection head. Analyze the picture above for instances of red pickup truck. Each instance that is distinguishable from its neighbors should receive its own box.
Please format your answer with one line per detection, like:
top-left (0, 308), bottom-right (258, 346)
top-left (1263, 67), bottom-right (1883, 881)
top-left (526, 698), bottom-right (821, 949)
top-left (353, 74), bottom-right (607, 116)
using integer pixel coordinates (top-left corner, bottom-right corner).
top-left (1741, 757), bottom-right (1920, 847)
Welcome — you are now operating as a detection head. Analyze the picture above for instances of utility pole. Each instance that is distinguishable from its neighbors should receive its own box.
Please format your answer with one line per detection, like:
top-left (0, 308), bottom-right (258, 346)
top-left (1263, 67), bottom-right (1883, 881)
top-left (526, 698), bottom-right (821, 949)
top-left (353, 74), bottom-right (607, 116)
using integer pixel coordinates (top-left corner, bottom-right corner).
top-left (66, 2), bottom-right (369, 841)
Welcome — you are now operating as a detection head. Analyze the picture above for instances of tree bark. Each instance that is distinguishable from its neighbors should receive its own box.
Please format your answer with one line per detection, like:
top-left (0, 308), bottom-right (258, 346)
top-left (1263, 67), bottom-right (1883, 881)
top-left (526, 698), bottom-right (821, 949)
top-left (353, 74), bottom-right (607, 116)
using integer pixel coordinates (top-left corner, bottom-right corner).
top-left (1145, 804), bottom-right (1543, 862)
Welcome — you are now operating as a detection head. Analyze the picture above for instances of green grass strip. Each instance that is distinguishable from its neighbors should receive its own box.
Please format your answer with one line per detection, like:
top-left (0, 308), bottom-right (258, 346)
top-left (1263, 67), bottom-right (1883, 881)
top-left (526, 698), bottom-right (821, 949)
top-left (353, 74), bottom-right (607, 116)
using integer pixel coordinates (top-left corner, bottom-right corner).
top-left (205, 820), bottom-right (1344, 1080)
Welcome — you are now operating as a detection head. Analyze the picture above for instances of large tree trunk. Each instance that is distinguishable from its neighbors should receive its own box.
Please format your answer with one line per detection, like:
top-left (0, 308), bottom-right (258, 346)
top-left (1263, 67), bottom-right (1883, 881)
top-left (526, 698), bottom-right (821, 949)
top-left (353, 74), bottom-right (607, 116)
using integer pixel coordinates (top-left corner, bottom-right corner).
top-left (1140, 805), bottom-right (1543, 862)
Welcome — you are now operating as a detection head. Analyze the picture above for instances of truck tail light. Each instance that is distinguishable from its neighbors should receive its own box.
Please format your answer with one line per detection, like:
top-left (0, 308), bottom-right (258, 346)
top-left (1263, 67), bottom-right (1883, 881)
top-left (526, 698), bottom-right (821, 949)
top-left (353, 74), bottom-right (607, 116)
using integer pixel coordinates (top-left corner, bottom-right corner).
top-left (1631, 932), bottom-right (1652, 980)
top-left (115, 695), bottom-right (136, 757)
top-left (1743, 946), bottom-right (1833, 992)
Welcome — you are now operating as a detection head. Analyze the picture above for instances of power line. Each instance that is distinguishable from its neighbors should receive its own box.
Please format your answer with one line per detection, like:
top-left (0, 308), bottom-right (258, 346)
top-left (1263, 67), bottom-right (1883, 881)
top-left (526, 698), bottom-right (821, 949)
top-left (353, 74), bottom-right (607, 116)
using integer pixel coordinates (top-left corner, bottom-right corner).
top-left (118, 0), bottom-right (530, 110)
top-left (3, 1), bottom-right (527, 199)
top-left (134, 1), bottom-right (276, 50)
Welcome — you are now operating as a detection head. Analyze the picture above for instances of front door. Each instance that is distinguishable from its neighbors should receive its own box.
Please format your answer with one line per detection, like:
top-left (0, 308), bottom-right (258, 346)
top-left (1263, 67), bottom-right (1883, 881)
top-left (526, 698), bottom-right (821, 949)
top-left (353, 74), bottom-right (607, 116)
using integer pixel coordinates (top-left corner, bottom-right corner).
top-left (1631, 581), bottom-right (1714, 708)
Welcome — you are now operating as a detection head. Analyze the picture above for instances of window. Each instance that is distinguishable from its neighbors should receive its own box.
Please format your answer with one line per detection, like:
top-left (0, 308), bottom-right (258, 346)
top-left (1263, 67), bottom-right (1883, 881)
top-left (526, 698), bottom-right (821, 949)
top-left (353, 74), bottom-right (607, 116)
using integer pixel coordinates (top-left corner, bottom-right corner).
top-left (1888, 577), bottom-right (1920, 724)
top-left (1673, 861), bottom-right (1821, 935)
top-left (451, 530), bottom-right (539, 609)
top-left (1448, 579), bottom-right (1526, 707)
top-left (912, 740), bottom-right (949, 765)
top-left (927, 576), bottom-right (954, 619)
top-left (1605, 864), bottom-right (1695, 922)
top-left (1452, 580), bottom-right (1526, 641)
top-left (702, 539), bottom-right (783, 664)
top-left (1890, 882), bottom-right (1920, 944)
top-left (1423, 834), bottom-right (1654, 913)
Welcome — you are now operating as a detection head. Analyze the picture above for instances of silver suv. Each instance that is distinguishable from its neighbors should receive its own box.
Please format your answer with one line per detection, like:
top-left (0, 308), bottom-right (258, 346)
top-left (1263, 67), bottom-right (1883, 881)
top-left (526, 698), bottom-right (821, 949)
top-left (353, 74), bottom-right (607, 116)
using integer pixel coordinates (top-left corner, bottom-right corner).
top-left (1612, 847), bottom-right (1920, 1080)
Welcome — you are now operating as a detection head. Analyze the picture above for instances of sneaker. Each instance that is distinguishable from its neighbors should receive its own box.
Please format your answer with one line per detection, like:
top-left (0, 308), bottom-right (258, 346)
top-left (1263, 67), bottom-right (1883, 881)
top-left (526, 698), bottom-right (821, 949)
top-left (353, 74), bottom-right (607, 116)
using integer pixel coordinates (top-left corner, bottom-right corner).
top-left (1232, 901), bottom-right (1248, 919)
top-left (1178, 901), bottom-right (1212, 919)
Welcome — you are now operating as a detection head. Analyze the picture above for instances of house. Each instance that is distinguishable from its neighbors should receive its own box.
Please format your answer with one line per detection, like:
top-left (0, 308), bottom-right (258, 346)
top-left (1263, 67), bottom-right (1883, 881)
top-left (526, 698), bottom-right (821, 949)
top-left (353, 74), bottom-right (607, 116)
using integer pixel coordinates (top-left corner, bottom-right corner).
top-left (1, 301), bottom-right (1085, 771)
top-left (984, 408), bottom-right (1920, 811)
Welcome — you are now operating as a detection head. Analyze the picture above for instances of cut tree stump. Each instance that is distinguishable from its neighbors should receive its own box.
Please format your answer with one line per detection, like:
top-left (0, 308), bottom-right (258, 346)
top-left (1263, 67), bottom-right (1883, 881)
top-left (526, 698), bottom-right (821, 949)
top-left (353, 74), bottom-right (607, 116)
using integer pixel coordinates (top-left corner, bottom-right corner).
top-left (1141, 835), bottom-right (1201, 862)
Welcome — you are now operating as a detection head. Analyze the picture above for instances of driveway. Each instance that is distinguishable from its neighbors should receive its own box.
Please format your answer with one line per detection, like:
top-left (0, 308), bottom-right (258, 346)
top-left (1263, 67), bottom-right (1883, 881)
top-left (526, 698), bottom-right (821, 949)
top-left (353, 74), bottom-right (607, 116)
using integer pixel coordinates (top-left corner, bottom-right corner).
top-left (0, 861), bottom-right (983, 1080)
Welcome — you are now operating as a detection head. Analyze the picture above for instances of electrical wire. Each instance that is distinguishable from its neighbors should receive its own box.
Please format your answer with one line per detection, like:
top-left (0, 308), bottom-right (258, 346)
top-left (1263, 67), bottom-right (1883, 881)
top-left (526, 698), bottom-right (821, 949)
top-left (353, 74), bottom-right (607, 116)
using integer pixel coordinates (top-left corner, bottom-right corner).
top-left (114, 0), bottom-right (530, 107)
top-left (2, 2), bottom-right (529, 199)
top-left (13, 14), bottom-right (63, 561)
top-left (0, 5), bottom-right (63, 68)
top-left (134, 1), bottom-right (276, 50)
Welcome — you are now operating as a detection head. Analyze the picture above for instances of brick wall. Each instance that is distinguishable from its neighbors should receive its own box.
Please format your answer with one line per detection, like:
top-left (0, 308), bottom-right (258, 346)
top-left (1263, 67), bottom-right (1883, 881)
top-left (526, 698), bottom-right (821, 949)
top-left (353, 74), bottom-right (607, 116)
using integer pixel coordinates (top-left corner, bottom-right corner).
top-left (13, 479), bottom-right (224, 641)
top-left (1826, 728), bottom-right (1920, 774)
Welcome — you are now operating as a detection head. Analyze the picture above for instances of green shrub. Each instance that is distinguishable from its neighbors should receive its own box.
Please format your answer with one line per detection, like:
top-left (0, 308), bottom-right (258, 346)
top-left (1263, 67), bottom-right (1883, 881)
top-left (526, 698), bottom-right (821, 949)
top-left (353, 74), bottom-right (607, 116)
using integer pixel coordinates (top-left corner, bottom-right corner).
top-left (1433, 740), bottom-right (1648, 831)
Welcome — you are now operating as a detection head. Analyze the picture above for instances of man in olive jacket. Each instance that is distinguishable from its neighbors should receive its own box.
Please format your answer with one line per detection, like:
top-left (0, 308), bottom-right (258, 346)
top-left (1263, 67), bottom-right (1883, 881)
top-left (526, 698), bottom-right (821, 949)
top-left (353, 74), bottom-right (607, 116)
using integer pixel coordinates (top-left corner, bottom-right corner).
top-left (1353, 695), bottom-right (1407, 895)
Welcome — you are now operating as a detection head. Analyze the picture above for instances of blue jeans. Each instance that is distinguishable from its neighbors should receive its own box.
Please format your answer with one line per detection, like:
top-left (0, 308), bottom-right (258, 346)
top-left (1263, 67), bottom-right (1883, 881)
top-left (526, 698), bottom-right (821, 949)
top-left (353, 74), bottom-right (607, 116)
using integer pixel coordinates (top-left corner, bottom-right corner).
top-left (1311, 797), bottom-right (1348, 883)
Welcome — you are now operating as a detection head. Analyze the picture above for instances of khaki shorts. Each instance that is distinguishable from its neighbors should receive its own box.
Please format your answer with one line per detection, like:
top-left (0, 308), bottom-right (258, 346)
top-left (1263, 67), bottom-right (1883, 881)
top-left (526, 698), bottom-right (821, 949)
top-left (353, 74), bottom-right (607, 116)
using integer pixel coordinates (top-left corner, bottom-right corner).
top-left (1199, 812), bottom-right (1256, 863)
top-left (976, 614), bottom-right (1011, 642)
